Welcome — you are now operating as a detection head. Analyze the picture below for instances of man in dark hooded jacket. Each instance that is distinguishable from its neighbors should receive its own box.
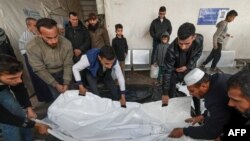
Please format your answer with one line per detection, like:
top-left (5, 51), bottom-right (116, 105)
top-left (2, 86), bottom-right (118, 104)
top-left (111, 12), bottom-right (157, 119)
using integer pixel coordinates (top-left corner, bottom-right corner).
top-left (65, 12), bottom-right (91, 63)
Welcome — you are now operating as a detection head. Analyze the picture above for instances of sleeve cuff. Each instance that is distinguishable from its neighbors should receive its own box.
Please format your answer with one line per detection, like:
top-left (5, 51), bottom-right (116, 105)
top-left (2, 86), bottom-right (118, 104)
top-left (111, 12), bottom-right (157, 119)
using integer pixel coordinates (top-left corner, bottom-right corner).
top-left (75, 81), bottom-right (83, 85)
top-left (202, 110), bottom-right (207, 117)
top-left (22, 118), bottom-right (36, 128)
top-left (120, 90), bottom-right (126, 95)
top-left (63, 80), bottom-right (71, 85)
top-left (51, 81), bottom-right (58, 87)
top-left (162, 90), bottom-right (169, 96)
top-left (23, 102), bottom-right (32, 108)
top-left (183, 128), bottom-right (189, 136)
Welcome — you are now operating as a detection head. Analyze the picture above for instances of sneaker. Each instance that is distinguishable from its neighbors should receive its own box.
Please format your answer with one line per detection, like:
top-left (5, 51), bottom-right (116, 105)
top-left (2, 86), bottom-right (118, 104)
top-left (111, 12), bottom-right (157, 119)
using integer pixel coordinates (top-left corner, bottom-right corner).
top-left (200, 64), bottom-right (206, 70)
top-left (210, 67), bottom-right (220, 72)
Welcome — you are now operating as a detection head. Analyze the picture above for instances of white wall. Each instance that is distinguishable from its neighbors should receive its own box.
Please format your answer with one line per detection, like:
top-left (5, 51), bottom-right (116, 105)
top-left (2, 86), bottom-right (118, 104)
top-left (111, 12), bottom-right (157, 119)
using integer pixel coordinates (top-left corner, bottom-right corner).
top-left (0, 0), bottom-right (44, 48)
top-left (104, 0), bottom-right (250, 58)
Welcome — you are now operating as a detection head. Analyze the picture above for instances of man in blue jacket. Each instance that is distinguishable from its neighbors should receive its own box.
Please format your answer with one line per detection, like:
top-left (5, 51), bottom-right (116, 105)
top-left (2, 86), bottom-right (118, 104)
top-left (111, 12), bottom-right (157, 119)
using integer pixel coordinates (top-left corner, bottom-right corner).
top-left (72, 46), bottom-right (126, 107)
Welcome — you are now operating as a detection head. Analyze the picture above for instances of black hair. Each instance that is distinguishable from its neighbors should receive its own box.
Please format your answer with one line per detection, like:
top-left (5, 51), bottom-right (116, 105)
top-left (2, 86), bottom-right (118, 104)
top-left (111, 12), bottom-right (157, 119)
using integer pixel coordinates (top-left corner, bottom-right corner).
top-left (36, 18), bottom-right (57, 31)
top-left (227, 69), bottom-right (250, 98)
top-left (177, 22), bottom-right (196, 40)
top-left (193, 73), bottom-right (210, 87)
top-left (162, 35), bottom-right (169, 39)
top-left (25, 17), bottom-right (36, 25)
top-left (99, 46), bottom-right (116, 60)
top-left (84, 18), bottom-right (89, 23)
top-left (115, 24), bottom-right (123, 30)
top-left (159, 6), bottom-right (166, 12)
top-left (0, 54), bottom-right (23, 75)
top-left (226, 10), bottom-right (238, 19)
top-left (69, 11), bottom-right (77, 17)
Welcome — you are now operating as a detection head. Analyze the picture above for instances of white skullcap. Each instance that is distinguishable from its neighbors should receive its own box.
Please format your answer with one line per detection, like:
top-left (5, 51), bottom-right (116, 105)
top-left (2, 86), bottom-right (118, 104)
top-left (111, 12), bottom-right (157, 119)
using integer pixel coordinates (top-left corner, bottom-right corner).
top-left (184, 68), bottom-right (205, 86)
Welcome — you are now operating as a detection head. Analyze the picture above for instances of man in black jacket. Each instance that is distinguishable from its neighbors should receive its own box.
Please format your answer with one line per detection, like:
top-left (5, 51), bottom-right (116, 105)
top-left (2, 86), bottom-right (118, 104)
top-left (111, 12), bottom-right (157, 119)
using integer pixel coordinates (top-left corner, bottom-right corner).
top-left (228, 69), bottom-right (250, 118)
top-left (149, 6), bottom-right (172, 64)
top-left (65, 12), bottom-right (91, 63)
top-left (225, 69), bottom-right (250, 140)
top-left (0, 54), bottom-right (49, 140)
top-left (162, 23), bottom-right (203, 113)
top-left (0, 28), bottom-right (37, 119)
top-left (169, 68), bottom-right (232, 140)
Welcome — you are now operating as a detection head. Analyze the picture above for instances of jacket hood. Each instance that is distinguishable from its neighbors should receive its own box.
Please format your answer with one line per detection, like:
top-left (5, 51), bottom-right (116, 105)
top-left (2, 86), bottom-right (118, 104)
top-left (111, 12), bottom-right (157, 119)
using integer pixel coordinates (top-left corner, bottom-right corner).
top-left (161, 31), bottom-right (170, 38)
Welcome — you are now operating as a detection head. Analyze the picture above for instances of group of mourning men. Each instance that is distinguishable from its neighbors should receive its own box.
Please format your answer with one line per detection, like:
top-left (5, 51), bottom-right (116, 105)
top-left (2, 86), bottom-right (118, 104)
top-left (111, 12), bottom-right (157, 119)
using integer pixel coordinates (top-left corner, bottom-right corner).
top-left (1, 6), bottom-right (249, 141)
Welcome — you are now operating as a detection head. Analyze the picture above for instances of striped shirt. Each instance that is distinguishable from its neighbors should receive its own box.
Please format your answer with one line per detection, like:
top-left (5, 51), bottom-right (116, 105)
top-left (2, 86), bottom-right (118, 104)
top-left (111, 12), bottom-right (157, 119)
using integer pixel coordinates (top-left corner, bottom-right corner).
top-left (19, 30), bottom-right (36, 54)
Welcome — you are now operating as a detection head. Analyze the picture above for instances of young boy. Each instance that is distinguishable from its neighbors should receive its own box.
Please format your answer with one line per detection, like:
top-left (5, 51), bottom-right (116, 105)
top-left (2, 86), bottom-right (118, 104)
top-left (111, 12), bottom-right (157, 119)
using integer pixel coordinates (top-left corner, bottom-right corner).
top-left (153, 31), bottom-right (170, 84)
top-left (201, 10), bottom-right (238, 71)
top-left (112, 24), bottom-right (128, 76)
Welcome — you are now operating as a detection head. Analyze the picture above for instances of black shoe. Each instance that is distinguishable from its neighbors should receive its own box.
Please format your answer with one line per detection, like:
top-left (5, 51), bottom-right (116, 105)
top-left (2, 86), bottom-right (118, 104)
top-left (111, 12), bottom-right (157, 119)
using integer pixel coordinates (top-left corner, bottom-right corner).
top-left (200, 64), bottom-right (206, 71)
top-left (210, 67), bottom-right (220, 72)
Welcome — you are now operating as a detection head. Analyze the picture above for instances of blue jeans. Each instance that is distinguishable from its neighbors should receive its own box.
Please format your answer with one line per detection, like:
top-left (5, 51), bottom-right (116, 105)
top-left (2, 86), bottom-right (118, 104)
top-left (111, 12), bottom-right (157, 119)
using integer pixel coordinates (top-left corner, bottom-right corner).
top-left (0, 89), bottom-right (33, 141)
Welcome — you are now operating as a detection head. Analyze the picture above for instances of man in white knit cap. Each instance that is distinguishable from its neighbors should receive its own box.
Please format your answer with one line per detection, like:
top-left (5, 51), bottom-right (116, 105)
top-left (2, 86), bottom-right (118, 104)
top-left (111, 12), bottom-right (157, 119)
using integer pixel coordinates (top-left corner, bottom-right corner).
top-left (168, 68), bottom-right (234, 140)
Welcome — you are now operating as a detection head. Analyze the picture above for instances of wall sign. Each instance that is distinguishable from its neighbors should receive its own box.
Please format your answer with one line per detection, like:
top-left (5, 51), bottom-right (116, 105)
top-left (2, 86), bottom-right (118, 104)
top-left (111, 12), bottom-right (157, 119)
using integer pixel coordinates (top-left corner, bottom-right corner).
top-left (197, 8), bottom-right (229, 25)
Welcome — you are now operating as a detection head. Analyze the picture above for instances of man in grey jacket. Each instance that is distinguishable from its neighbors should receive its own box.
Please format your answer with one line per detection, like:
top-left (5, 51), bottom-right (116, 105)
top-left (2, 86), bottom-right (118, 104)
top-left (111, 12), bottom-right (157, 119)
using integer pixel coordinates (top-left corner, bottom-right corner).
top-left (26, 18), bottom-right (73, 99)
top-left (201, 10), bottom-right (238, 71)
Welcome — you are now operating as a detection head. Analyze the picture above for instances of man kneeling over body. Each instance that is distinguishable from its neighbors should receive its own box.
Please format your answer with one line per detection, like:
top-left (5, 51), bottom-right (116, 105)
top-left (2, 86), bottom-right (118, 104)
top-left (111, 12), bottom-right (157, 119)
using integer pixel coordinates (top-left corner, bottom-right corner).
top-left (169, 68), bottom-right (232, 140)
top-left (72, 46), bottom-right (126, 107)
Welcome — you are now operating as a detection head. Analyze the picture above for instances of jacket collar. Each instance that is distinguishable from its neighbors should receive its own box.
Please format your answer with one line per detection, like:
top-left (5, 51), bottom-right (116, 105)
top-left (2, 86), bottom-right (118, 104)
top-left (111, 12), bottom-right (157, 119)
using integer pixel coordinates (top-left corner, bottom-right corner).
top-left (116, 35), bottom-right (124, 38)
top-left (157, 16), bottom-right (166, 21)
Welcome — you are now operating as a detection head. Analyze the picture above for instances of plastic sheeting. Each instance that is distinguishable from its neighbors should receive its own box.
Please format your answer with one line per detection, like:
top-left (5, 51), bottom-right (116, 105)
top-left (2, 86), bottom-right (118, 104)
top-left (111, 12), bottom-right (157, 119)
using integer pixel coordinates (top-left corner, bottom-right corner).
top-left (46, 90), bottom-right (209, 141)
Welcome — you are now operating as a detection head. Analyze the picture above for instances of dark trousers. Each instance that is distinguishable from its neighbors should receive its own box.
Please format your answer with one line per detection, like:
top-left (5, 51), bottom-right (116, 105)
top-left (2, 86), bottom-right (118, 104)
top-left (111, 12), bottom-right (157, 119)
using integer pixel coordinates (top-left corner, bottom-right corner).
top-left (49, 71), bottom-right (65, 99)
top-left (203, 43), bottom-right (222, 68)
top-left (169, 72), bottom-right (201, 115)
top-left (151, 39), bottom-right (160, 64)
top-left (85, 70), bottom-right (120, 100)
top-left (23, 54), bottom-right (53, 102)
